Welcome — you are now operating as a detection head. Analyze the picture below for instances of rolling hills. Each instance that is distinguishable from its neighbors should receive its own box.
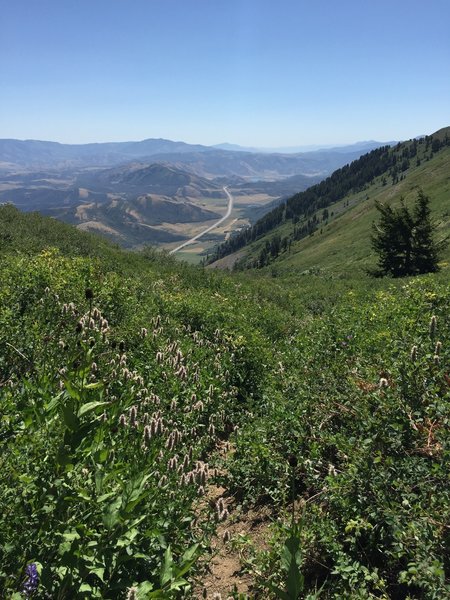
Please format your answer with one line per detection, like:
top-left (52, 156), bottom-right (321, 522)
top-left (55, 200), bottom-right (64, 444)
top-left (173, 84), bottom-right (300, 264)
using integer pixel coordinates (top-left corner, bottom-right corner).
top-left (0, 137), bottom-right (390, 251)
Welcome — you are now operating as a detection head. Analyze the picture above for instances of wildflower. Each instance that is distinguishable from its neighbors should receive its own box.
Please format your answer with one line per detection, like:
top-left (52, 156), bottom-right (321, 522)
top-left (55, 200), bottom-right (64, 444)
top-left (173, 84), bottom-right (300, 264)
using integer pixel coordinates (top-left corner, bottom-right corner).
top-left (435, 341), bottom-right (442, 355)
top-left (219, 509), bottom-right (229, 521)
top-left (198, 485), bottom-right (205, 496)
top-left (433, 354), bottom-right (440, 365)
top-left (22, 563), bottom-right (39, 596)
top-left (143, 425), bottom-right (152, 445)
top-left (85, 288), bottom-right (94, 300)
top-left (151, 393), bottom-right (161, 405)
top-left (328, 463), bottom-right (337, 477)
top-left (429, 315), bottom-right (437, 337)
top-left (126, 586), bottom-right (138, 600)
top-left (222, 530), bottom-right (231, 543)
top-left (166, 434), bottom-right (175, 451)
top-left (379, 377), bottom-right (388, 388)
top-left (216, 497), bottom-right (224, 515)
top-left (119, 414), bottom-right (127, 427)
top-left (199, 469), bottom-right (207, 486)
top-left (175, 366), bottom-right (187, 380)
top-left (410, 345), bottom-right (418, 362)
top-left (129, 405), bottom-right (138, 427)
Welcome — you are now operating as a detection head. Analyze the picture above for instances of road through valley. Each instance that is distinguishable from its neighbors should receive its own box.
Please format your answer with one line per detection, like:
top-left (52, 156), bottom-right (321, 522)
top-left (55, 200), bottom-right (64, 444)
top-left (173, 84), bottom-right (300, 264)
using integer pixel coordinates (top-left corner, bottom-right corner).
top-left (169, 186), bottom-right (234, 255)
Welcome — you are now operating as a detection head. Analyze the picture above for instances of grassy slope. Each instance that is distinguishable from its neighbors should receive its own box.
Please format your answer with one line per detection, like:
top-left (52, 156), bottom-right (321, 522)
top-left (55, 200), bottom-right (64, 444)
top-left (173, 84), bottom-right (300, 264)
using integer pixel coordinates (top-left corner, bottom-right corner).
top-left (277, 146), bottom-right (450, 274)
top-left (222, 134), bottom-right (450, 276)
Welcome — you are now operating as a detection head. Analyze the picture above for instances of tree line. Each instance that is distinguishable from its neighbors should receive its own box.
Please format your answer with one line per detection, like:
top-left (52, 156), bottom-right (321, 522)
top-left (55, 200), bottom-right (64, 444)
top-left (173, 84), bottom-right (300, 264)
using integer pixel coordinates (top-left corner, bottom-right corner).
top-left (209, 131), bottom-right (450, 266)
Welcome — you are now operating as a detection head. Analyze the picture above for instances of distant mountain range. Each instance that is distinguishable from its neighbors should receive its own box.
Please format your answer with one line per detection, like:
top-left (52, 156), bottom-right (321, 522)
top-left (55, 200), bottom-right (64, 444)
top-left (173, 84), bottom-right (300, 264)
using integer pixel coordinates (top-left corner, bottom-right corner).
top-left (0, 136), bottom-right (394, 249)
top-left (213, 140), bottom-right (396, 154)
top-left (0, 137), bottom-right (391, 179)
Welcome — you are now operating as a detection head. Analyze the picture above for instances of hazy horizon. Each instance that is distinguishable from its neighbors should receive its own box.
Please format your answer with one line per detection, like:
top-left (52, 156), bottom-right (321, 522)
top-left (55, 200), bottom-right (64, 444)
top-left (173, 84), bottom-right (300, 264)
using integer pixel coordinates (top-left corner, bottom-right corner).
top-left (1, 0), bottom-right (449, 147)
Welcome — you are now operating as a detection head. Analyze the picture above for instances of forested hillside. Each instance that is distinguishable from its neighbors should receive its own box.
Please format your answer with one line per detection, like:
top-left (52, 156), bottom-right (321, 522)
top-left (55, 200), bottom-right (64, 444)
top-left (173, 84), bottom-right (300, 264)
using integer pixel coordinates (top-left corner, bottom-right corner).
top-left (1, 198), bottom-right (449, 598)
top-left (210, 128), bottom-right (450, 272)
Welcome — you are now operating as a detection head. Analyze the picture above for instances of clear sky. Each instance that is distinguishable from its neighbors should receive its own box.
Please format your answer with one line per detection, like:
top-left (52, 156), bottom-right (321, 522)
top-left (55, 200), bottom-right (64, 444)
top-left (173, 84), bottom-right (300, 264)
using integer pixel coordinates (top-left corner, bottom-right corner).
top-left (1, 0), bottom-right (449, 147)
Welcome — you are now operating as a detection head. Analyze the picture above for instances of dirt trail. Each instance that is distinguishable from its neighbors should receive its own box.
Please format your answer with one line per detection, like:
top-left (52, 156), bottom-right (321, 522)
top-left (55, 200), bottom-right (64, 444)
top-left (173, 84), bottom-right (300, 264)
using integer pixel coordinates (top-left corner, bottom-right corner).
top-left (192, 444), bottom-right (271, 599)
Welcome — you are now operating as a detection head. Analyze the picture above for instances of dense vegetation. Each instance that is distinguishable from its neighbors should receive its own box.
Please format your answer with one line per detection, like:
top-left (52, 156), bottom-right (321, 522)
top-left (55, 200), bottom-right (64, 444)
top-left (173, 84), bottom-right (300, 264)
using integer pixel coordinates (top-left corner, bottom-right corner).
top-left (1, 133), bottom-right (450, 598)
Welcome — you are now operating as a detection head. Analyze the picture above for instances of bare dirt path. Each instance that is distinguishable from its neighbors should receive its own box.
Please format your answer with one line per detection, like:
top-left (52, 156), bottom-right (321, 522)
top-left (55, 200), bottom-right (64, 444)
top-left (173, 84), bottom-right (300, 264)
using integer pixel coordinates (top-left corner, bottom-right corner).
top-left (169, 186), bottom-right (234, 255)
top-left (192, 443), bottom-right (271, 599)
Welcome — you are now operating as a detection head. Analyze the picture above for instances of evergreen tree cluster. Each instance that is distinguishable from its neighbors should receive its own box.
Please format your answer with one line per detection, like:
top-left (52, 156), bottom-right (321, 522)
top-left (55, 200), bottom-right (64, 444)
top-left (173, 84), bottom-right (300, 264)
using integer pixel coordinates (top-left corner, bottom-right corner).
top-left (370, 190), bottom-right (446, 277)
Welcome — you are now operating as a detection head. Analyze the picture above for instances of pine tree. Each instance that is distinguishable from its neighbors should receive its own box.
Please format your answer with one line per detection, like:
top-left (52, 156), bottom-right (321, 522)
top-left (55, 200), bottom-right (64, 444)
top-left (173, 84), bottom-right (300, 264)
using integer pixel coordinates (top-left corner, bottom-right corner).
top-left (371, 190), bottom-right (443, 277)
top-left (411, 190), bottom-right (439, 274)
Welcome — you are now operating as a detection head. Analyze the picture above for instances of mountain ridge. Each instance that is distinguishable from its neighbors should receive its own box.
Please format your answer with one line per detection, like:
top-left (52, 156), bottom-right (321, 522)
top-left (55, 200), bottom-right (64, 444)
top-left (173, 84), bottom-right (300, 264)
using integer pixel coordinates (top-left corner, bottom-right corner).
top-left (0, 137), bottom-right (392, 178)
top-left (209, 127), bottom-right (450, 271)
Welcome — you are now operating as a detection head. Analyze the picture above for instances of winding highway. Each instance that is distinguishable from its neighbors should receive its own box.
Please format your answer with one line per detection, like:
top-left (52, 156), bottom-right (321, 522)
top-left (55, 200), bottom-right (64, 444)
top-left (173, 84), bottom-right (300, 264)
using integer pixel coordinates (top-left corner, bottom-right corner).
top-left (169, 186), bottom-right (234, 255)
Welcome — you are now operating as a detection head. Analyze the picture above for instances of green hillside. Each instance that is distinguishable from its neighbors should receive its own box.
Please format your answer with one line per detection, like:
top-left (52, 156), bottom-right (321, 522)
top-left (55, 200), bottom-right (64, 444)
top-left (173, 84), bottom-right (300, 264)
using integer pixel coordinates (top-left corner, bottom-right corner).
top-left (1, 164), bottom-right (450, 598)
top-left (210, 128), bottom-right (450, 276)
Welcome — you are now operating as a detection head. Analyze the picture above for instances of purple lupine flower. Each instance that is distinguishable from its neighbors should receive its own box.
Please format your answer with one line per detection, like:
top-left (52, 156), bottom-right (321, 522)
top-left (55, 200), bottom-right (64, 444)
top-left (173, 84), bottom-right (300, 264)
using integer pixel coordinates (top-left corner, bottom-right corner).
top-left (22, 563), bottom-right (39, 596)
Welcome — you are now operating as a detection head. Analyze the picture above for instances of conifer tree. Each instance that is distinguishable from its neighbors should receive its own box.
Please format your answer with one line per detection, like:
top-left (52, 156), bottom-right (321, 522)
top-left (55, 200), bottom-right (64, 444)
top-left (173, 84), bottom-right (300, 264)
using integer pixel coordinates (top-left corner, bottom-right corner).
top-left (411, 190), bottom-right (439, 274)
top-left (371, 190), bottom-right (443, 277)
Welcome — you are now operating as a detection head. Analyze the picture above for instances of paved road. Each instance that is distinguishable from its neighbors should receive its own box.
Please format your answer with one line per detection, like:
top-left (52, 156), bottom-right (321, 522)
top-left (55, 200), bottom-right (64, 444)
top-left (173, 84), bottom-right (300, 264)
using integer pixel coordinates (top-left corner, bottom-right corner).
top-left (169, 186), bottom-right (234, 255)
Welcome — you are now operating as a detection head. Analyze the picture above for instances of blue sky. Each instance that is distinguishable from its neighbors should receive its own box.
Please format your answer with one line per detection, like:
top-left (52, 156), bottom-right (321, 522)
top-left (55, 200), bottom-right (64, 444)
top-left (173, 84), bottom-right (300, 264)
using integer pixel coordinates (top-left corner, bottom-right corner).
top-left (1, 0), bottom-right (449, 146)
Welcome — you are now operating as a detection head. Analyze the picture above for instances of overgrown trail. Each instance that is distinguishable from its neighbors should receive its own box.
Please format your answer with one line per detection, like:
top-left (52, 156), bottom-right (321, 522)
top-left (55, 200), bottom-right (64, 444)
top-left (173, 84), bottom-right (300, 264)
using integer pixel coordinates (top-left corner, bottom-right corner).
top-left (193, 443), bottom-right (270, 599)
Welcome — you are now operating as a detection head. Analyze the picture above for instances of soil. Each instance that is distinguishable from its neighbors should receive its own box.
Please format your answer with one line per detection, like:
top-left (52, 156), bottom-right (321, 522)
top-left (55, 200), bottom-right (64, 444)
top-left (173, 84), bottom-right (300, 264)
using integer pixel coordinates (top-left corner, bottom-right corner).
top-left (191, 444), bottom-right (272, 599)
